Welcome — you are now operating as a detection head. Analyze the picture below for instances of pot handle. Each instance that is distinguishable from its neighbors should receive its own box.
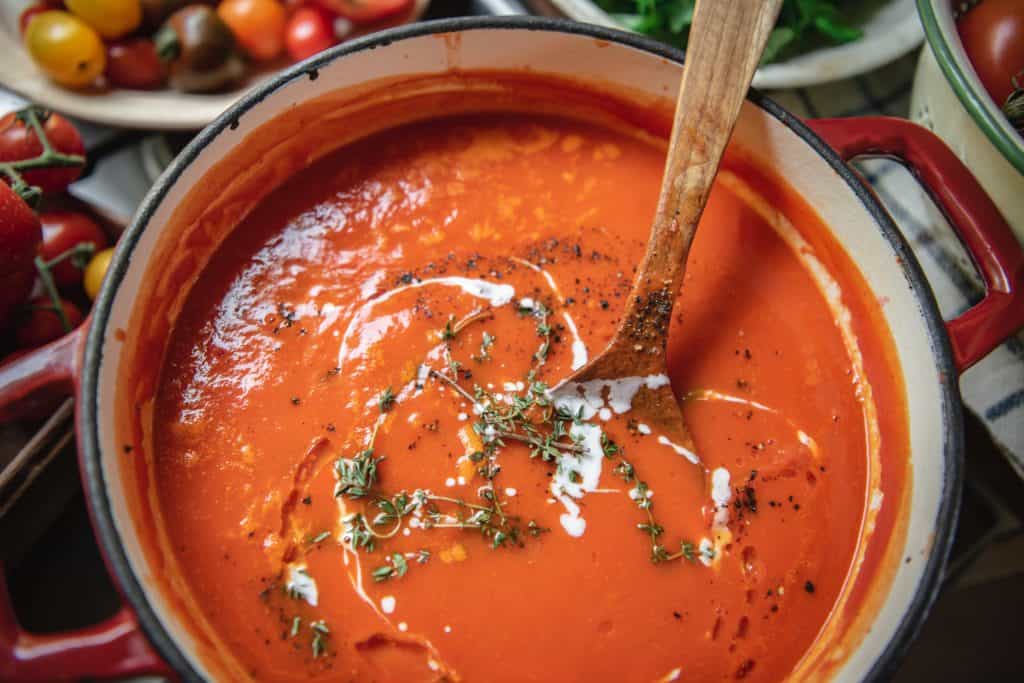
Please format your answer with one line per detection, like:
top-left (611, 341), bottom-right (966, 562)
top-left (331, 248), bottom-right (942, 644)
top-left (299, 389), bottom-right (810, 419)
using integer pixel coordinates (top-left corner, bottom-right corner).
top-left (0, 329), bottom-right (81, 423)
top-left (807, 116), bottom-right (1024, 372)
top-left (0, 327), bottom-right (168, 680)
top-left (0, 570), bottom-right (168, 682)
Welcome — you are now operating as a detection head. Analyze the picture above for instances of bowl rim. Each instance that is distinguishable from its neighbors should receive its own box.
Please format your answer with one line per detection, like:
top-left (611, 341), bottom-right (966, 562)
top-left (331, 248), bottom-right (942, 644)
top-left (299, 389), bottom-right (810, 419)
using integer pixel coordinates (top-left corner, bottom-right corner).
top-left (917, 0), bottom-right (1024, 174)
top-left (80, 15), bottom-right (963, 683)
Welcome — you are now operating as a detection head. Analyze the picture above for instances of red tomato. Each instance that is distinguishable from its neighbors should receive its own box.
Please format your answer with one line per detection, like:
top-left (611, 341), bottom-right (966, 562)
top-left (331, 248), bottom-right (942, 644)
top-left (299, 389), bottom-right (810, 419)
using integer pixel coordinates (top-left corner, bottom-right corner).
top-left (0, 182), bottom-right (42, 327)
top-left (958, 0), bottom-right (1024, 105)
top-left (18, 2), bottom-right (54, 34)
top-left (0, 112), bottom-right (85, 194)
top-left (106, 38), bottom-right (167, 89)
top-left (285, 6), bottom-right (335, 62)
top-left (312, 0), bottom-right (411, 25)
top-left (217, 0), bottom-right (287, 62)
top-left (38, 209), bottom-right (109, 289)
top-left (16, 296), bottom-right (84, 349)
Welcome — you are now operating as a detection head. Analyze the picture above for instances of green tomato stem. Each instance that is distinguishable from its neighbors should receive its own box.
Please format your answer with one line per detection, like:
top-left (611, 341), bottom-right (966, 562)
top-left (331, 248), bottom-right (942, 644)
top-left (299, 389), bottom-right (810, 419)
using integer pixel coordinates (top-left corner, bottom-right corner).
top-left (33, 255), bottom-right (71, 333)
top-left (0, 106), bottom-right (85, 207)
top-left (44, 242), bottom-right (96, 270)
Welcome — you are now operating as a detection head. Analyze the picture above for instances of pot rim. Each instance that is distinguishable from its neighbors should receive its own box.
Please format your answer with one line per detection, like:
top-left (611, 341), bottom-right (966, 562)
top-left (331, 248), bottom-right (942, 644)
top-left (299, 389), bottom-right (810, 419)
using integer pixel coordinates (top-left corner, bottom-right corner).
top-left (916, 0), bottom-right (1024, 174)
top-left (79, 15), bottom-right (963, 682)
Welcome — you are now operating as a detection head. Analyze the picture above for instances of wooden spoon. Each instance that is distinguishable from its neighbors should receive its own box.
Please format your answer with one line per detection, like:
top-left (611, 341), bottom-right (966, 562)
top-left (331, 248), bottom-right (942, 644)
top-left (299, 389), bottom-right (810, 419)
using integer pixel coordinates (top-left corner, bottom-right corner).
top-left (556, 0), bottom-right (783, 458)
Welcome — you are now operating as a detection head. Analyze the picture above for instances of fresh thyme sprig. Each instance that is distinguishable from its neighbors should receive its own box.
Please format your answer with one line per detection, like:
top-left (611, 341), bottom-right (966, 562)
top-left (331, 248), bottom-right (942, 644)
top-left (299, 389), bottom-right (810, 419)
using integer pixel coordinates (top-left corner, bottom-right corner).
top-left (474, 331), bottom-right (496, 362)
top-left (615, 456), bottom-right (697, 564)
top-left (378, 386), bottom-right (396, 413)
top-left (310, 620), bottom-right (329, 658)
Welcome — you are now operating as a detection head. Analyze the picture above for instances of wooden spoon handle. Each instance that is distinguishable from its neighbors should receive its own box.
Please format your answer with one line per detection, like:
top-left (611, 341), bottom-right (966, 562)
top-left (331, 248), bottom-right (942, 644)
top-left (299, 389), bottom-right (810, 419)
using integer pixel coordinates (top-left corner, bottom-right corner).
top-left (618, 0), bottom-right (782, 365)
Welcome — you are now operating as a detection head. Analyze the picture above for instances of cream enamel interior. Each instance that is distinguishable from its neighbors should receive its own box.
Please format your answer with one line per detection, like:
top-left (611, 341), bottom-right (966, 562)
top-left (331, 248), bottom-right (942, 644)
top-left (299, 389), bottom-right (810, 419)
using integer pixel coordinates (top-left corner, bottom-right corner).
top-left (93, 27), bottom-right (949, 681)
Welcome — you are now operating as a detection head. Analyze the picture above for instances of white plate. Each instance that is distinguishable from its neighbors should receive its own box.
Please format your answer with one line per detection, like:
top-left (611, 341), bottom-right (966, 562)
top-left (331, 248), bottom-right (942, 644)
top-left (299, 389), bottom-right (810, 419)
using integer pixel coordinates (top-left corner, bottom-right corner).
top-left (541, 0), bottom-right (924, 90)
top-left (0, 0), bottom-right (429, 130)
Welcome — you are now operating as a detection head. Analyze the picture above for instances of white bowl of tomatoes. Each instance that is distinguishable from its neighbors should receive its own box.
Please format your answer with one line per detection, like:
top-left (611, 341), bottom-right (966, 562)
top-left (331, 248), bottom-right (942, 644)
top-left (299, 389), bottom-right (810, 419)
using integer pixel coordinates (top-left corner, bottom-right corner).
top-left (911, 0), bottom-right (1024, 236)
top-left (0, 0), bottom-right (430, 130)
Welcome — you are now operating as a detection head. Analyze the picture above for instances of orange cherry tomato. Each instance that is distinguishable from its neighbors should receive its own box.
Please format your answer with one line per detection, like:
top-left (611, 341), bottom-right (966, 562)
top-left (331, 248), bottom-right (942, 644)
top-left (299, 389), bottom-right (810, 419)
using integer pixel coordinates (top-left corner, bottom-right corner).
top-left (217, 0), bottom-right (286, 62)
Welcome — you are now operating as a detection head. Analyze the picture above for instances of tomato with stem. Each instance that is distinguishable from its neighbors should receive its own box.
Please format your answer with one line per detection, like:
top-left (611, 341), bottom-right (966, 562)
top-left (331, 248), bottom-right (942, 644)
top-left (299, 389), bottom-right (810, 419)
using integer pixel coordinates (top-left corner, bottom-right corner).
top-left (0, 109), bottom-right (85, 198)
top-left (16, 296), bottom-right (85, 349)
top-left (39, 209), bottom-right (109, 289)
top-left (0, 182), bottom-right (42, 327)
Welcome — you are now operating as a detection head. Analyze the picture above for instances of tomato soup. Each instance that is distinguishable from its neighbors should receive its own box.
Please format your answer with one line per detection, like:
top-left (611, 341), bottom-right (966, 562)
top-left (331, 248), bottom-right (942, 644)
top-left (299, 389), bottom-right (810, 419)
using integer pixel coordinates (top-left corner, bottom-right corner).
top-left (145, 106), bottom-right (906, 681)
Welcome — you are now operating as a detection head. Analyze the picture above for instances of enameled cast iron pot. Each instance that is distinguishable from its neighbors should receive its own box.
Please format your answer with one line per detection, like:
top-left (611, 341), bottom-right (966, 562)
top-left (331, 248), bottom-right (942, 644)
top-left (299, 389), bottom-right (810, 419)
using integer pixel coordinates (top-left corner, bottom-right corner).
top-left (1, 17), bottom-right (1023, 682)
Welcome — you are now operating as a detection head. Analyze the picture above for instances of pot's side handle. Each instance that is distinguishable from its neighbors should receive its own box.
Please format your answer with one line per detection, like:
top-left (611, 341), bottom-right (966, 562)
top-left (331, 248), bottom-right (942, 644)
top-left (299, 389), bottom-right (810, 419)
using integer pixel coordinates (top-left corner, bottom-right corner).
top-left (807, 116), bottom-right (1024, 373)
top-left (0, 327), bottom-right (168, 680)
top-left (0, 328), bottom-right (81, 423)
top-left (0, 571), bottom-right (168, 682)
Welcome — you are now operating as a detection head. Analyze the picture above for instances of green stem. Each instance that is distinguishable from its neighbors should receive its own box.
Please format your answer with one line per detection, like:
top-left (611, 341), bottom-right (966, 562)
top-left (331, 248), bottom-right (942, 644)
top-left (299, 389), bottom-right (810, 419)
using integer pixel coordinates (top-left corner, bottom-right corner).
top-left (33, 255), bottom-right (71, 333)
top-left (0, 107), bottom-right (85, 206)
top-left (45, 242), bottom-right (95, 270)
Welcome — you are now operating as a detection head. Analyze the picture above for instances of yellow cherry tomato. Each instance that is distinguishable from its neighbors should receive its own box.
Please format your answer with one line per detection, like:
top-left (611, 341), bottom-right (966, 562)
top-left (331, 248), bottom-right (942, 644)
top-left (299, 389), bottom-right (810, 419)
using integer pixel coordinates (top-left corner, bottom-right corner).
top-left (84, 247), bottom-right (115, 300)
top-left (24, 11), bottom-right (106, 88)
top-left (65, 0), bottom-right (142, 39)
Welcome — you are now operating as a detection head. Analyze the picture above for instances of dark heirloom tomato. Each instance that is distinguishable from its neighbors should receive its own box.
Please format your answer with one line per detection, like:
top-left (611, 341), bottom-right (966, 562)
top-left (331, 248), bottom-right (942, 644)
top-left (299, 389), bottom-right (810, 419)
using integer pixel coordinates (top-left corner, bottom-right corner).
top-left (106, 38), bottom-right (167, 89)
top-left (0, 183), bottom-right (41, 327)
top-left (156, 4), bottom-right (245, 93)
top-left (0, 112), bottom-right (85, 194)
top-left (39, 209), bottom-right (109, 289)
top-left (958, 0), bottom-right (1024, 105)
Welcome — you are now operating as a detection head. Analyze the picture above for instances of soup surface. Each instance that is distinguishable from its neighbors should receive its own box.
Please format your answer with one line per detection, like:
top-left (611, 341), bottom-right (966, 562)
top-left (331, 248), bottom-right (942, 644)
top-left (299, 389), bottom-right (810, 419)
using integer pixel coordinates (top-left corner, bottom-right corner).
top-left (151, 111), bottom-right (899, 681)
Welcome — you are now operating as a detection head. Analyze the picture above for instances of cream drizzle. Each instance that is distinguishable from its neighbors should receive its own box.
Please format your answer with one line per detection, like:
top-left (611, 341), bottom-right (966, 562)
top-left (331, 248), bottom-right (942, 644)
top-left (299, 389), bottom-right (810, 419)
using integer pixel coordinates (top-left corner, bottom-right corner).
top-left (511, 256), bottom-right (588, 370)
top-left (336, 276), bottom-right (515, 372)
top-left (284, 563), bottom-right (318, 606)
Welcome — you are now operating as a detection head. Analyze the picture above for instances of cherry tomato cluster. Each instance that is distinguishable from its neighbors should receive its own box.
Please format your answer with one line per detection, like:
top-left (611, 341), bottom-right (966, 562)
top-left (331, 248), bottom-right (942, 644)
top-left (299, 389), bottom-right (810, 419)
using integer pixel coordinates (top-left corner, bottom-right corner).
top-left (957, 0), bottom-right (1024, 134)
top-left (20, 0), bottom-right (417, 94)
top-left (0, 107), bottom-right (115, 359)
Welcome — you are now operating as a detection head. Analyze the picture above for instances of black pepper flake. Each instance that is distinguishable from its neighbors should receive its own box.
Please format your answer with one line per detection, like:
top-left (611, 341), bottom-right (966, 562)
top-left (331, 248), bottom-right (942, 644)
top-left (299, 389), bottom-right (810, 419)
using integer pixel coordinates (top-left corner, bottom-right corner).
top-left (123, 444), bottom-right (133, 454)
top-left (672, 611), bottom-right (682, 620)
top-left (302, 496), bottom-right (312, 505)
top-left (600, 300), bottom-right (609, 309)
top-left (804, 581), bottom-right (815, 594)
top-left (770, 605), bottom-right (779, 613)
top-left (290, 397), bottom-right (301, 405)
top-left (325, 423), bottom-right (336, 432)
